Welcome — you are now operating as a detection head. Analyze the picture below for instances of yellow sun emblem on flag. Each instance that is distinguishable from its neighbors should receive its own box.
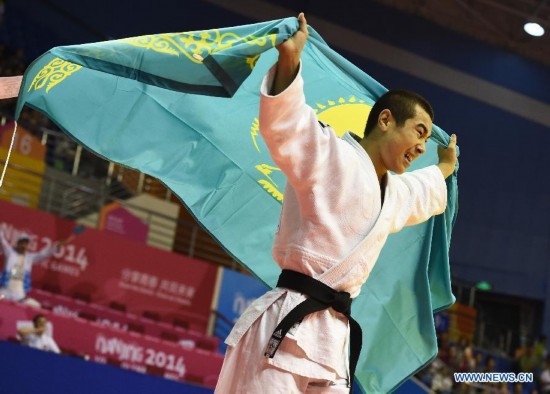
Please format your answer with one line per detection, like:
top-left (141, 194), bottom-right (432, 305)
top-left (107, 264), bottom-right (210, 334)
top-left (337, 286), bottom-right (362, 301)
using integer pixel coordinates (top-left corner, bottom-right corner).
top-left (251, 96), bottom-right (373, 202)
top-left (314, 96), bottom-right (372, 138)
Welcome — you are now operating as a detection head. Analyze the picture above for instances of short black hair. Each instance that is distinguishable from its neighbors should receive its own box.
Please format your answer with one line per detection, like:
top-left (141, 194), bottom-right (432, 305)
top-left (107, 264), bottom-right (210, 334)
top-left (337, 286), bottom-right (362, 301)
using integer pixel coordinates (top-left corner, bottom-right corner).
top-left (363, 89), bottom-right (434, 137)
top-left (33, 314), bottom-right (46, 327)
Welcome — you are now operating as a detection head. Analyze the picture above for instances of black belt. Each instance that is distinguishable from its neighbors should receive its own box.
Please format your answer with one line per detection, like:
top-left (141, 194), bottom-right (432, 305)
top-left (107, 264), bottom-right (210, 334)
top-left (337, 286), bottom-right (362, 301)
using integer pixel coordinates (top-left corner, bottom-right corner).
top-left (264, 269), bottom-right (362, 389)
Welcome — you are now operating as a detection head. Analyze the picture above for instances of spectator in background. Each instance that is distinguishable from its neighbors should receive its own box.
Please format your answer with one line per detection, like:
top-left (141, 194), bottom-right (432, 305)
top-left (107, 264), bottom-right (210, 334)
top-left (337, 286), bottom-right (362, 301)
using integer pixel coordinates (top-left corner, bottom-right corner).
top-left (484, 356), bottom-right (496, 373)
top-left (496, 382), bottom-right (511, 394)
top-left (539, 356), bottom-right (550, 393)
top-left (474, 351), bottom-right (486, 373)
top-left (511, 382), bottom-right (523, 394)
top-left (517, 341), bottom-right (541, 375)
top-left (536, 335), bottom-right (548, 367)
top-left (431, 361), bottom-right (453, 394)
top-left (457, 336), bottom-right (473, 366)
top-left (416, 362), bottom-right (434, 389)
top-left (448, 344), bottom-right (461, 371)
top-left (478, 357), bottom-right (501, 394)
top-left (0, 231), bottom-right (72, 302)
top-left (462, 346), bottom-right (477, 373)
top-left (437, 331), bottom-right (452, 365)
top-left (17, 314), bottom-right (60, 354)
top-left (454, 335), bottom-right (475, 374)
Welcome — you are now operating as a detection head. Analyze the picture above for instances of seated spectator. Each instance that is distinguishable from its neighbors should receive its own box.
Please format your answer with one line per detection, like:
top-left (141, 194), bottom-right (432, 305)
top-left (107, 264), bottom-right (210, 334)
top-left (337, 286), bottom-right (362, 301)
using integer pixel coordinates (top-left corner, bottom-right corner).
top-left (462, 346), bottom-right (476, 373)
top-left (431, 361), bottom-right (453, 394)
top-left (437, 331), bottom-right (452, 365)
top-left (448, 344), bottom-right (461, 371)
top-left (539, 356), bottom-right (550, 393)
top-left (416, 359), bottom-right (435, 388)
top-left (536, 335), bottom-right (548, 368)
top-left (478, 357), bottom-right (503, 394)
top-left (474, 351), bottom-right (486, 373)
top-left (484, 356), bottom-right (496, 373)
top-left (491, 382), bottom-right (510, 394)
top-left (17, 314), bottom-right (60, 354)
top-left (517, 341), bottom-right (541, 374)
top-left (456, 335), bottom-right (474, 372)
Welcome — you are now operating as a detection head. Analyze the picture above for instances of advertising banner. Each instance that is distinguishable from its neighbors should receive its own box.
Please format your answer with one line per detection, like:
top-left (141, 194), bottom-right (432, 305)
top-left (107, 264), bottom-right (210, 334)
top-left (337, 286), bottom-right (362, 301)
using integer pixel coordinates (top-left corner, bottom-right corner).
top-left (0, 200), bottom-right (217, 330)
top-left (99, 201), bottom-right (149, 244)
top-left (0, 300), bottom-right (223, 387)
top-left (0, 122), bottom-right (45, 207)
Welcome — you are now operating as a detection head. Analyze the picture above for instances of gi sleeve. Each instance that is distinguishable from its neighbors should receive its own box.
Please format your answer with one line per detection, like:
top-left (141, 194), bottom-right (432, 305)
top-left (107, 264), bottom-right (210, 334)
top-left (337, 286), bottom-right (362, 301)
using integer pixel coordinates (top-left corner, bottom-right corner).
top-left (29, 243), bottom-right (58, 264)
top-left (0, 231), bottom-right (12, 256)
top-left (390, 165), bottom-right (447, 233)
top-left (47, 336), bottom-right (61, 354)
top-left (258, 62), bottom-right (340, 189)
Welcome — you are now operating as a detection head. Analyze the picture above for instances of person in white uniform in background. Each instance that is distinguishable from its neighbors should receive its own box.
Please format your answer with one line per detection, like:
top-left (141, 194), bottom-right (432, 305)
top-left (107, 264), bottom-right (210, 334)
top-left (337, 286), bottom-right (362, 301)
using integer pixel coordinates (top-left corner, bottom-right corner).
top-left (0, 231), bottom-right (72, 302)
top-left (17, 314), bottom-right (61, 354)
top-left (215, 12), bottom-right (458, 394)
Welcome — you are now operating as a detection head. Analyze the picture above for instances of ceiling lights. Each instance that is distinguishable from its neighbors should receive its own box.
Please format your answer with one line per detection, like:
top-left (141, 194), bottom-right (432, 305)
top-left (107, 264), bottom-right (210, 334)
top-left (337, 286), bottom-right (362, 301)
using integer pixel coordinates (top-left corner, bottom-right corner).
top-left (524, 21), bottom-right (545, 37)
top-left (524, 0), bottom-right (547, 37)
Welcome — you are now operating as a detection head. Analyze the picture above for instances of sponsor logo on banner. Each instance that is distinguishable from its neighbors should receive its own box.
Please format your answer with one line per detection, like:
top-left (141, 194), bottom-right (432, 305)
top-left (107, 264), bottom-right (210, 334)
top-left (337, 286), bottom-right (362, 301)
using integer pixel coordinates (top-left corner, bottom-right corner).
top-left (95, 333), bottom-right (187, 378)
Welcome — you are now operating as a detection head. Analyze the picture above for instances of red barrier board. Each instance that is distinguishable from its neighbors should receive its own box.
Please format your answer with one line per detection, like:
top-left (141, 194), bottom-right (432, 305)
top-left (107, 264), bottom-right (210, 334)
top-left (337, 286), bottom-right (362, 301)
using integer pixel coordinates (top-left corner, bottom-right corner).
top-left (0, 300), bottom-right (223, 387)
top-left (28, 288), bottom-right (219, 351)
top-left (0, 200), bottom-right (218, 331)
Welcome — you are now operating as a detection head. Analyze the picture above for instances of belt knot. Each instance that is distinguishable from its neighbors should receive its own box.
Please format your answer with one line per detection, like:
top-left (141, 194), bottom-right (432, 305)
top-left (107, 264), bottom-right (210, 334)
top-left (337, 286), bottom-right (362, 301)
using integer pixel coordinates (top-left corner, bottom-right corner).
top-left (330, 291), bottom-right (351, 314)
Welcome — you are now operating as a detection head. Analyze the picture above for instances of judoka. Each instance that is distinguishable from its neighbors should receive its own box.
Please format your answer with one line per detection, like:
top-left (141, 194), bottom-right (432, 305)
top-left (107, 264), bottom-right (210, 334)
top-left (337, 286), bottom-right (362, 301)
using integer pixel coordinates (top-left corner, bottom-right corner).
top-left (215, 12), bottom-right (457, 393)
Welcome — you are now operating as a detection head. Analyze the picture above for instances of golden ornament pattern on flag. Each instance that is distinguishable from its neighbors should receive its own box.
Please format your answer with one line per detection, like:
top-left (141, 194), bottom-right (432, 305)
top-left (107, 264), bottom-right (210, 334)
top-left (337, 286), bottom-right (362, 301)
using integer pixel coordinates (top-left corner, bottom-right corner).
top-left (28, 58), bottom-right (82, 93)
top-left (121, 30), bottom-right (276, 69)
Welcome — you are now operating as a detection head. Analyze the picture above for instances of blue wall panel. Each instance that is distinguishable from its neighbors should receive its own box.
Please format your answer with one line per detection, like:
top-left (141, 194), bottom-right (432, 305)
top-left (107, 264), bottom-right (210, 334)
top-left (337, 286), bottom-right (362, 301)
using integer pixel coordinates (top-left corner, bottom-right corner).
top-left (0, 341), bottom-right (213, 394)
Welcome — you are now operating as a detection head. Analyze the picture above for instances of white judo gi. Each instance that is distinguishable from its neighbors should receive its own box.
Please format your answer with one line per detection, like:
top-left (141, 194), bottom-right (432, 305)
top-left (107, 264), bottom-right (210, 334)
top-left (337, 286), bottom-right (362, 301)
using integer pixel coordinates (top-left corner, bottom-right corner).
top-left (214, 63), bottom-right (447, 393)
top-left (0, 233), bottom-right (57, 301)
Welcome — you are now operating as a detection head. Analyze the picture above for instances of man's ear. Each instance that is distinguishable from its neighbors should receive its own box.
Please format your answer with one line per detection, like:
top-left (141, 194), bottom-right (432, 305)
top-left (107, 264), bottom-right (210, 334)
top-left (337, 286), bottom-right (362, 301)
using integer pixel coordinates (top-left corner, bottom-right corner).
top-left (378, 109), bottom-right (392, 131)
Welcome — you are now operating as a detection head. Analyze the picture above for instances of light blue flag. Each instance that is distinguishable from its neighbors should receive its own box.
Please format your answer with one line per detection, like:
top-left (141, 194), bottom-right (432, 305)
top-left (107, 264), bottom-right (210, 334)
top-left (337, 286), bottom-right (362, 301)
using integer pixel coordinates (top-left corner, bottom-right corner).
top-left (15, 17), bottom-right (458, 393)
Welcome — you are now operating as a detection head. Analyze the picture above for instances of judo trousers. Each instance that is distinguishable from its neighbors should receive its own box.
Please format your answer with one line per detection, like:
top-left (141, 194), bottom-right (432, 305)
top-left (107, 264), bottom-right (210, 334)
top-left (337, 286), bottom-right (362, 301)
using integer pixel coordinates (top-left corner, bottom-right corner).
top-left (214, 295), bottom-right (350, 394)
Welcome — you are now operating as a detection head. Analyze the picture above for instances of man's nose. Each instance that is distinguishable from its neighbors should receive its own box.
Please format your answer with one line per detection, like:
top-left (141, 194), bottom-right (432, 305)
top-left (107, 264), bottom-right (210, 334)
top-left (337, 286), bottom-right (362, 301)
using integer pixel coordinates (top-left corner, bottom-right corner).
top-left (415, 142), bottom-right (426, 155)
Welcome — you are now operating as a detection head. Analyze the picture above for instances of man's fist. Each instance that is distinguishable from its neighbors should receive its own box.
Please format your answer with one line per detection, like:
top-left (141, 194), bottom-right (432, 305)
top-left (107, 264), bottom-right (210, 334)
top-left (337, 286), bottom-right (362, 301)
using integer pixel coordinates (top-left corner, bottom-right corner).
top-left (437, 134), bottom-right (457, 179)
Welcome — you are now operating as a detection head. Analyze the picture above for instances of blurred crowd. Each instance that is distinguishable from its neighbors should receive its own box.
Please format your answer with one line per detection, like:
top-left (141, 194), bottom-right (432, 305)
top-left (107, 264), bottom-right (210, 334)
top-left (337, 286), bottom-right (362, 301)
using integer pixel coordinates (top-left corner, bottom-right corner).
top-left (416, 331), bottom-right (549, 394)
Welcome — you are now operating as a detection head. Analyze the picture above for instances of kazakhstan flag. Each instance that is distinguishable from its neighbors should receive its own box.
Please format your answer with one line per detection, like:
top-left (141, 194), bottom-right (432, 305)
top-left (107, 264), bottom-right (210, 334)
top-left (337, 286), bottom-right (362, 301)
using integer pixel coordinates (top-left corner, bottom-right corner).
top-left (15, 17), bottom-right (458, 393)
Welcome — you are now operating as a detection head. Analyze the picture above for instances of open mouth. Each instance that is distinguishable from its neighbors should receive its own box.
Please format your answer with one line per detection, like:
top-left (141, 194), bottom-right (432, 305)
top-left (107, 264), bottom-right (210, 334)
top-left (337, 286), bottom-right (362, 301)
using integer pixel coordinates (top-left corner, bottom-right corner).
top-left (404, 152), bottom-right (413, 165)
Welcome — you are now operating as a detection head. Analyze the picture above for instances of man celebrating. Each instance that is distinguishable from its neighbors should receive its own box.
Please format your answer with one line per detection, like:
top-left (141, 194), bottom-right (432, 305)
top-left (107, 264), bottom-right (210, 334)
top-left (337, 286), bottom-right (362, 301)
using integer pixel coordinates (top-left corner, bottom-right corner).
top-left (0, 231), bottom-right (72, 302)
top-left (215, 13), bottom-right (457, 393)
